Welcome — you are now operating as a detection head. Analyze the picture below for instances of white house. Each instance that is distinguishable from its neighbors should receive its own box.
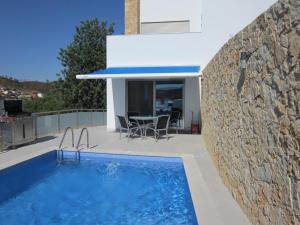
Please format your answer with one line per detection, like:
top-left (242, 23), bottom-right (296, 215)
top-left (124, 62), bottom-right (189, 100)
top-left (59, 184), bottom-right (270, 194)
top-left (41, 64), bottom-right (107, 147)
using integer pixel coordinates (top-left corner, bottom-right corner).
top-left (77, 0), bottom-right (203, 131)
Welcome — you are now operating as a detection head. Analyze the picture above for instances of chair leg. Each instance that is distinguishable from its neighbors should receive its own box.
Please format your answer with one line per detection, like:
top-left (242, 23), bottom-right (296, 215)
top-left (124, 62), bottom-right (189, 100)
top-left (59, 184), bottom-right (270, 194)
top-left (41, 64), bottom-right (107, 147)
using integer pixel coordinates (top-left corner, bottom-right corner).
top-left (119, 129), bottom-right (122, 139)
top-left (127, 129), bottom-right (130, 142)
top-left (133, 128), bottom-right (138, 137)
top-left (166, 129), bottom-right (169, 140)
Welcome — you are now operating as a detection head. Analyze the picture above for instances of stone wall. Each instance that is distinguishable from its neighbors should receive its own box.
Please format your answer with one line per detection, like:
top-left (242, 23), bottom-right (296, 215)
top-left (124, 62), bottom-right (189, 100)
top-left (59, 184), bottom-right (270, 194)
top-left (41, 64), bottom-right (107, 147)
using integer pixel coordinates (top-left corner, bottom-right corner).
top-left (201, 1), bottom-right (300, 224)
top-left (125, 0), bottom-right (140, 34)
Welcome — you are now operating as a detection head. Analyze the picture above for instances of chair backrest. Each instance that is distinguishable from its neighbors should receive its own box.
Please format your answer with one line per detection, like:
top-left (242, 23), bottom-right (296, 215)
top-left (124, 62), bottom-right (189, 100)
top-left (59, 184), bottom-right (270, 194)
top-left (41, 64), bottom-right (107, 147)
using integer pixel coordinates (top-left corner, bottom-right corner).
top-left (156, 115), bottom-right (170, 130)
top-left (170, 111), bottom-right (181, 122)
top-left (128, 112), bottom-right (139, 123)
top-left (117, 115), bottom-right (128, 129)
top-left (128, 111), bottom-right (139, 117)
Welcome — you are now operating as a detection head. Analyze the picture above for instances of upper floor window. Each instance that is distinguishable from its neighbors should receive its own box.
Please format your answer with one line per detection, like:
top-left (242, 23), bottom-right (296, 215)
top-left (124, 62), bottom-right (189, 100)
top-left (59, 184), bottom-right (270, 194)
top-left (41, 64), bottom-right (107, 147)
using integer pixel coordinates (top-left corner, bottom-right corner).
top-left (140, 20), bottom-right (190, 34)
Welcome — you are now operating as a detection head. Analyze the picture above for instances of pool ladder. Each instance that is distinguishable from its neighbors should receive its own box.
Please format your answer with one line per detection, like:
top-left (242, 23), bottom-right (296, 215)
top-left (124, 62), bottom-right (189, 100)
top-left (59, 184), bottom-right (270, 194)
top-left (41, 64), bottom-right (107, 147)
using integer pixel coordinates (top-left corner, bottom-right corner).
top-left (58, 127), bottom-right (89, 163)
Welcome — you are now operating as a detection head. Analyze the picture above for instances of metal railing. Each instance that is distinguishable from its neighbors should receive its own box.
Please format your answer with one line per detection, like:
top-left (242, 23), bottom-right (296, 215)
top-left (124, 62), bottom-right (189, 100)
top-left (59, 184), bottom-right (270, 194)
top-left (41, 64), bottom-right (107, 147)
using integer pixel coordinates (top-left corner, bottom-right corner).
top-left (33, 108), bottom-right (106, 139)
top-left (59, 127), bottom-right (74, 150)
top-left (57, 127), bottom-right (76, 163)
top-left (76, 127), bottom-right (89, 150)
top-left (0, 135), bottom-right (3, 152)
top-left (0, 109), bottom-right (106, 150)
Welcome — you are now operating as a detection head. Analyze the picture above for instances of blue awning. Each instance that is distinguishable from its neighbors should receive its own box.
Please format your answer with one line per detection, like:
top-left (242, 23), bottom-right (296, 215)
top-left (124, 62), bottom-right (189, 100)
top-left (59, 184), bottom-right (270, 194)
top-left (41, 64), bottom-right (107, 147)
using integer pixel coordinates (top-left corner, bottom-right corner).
top-left (76, 66), bottom-right (201, 79)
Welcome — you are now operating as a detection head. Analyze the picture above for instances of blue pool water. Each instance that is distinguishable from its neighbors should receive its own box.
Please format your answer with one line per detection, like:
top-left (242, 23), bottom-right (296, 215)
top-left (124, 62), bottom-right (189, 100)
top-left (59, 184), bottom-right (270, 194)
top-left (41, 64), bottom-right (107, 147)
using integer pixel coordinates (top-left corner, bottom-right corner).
top-left (0, 151), bottom-right (198, 225)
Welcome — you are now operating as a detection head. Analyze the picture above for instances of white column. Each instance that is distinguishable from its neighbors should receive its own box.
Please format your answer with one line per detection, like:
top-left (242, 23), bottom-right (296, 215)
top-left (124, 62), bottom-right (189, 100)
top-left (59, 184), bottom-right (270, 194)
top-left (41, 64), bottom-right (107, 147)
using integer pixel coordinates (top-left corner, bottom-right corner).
top-left (184, 77), bottom-right (201, 130)
top-left (106, 78), bottom-right (126, 131)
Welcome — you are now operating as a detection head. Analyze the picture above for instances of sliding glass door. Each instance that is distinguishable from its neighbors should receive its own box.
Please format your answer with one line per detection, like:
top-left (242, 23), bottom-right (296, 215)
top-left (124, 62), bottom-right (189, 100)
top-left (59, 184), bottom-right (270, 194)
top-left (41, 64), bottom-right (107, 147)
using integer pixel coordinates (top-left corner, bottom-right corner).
top-left (127, 81), bottom-right (154, 117)
top-left (127, 80), bottom-right (184, 127)
top-left (155, 81), bottom-right (184, 127)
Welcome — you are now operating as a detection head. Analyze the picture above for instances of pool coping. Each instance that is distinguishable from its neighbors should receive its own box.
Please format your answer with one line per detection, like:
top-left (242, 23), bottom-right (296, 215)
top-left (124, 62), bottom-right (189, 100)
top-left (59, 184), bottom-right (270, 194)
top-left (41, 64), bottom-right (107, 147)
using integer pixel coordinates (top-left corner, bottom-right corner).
top-left (0, 147), bottom-right (224, 225)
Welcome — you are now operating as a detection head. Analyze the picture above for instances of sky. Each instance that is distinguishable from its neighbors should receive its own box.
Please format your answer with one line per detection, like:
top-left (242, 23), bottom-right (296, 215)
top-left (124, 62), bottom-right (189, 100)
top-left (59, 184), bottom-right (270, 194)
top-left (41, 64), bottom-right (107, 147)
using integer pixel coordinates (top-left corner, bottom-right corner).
top-left (0, 0), bottom-right (124, 81)
top-left (0, 0), bottom-right (277, 82)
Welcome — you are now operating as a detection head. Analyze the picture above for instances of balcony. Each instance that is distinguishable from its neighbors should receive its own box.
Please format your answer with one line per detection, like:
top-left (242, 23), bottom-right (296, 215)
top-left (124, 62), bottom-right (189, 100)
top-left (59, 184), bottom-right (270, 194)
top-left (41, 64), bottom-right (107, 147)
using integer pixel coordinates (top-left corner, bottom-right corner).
top-left (107, 32), bottom-right (204, 68)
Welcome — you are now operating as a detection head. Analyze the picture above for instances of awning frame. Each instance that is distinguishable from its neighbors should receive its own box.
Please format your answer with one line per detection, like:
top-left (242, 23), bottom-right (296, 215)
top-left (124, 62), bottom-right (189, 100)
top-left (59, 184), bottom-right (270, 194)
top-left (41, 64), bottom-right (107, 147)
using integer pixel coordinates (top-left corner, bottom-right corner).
top-left (76, 66), bottom-right (201, 79)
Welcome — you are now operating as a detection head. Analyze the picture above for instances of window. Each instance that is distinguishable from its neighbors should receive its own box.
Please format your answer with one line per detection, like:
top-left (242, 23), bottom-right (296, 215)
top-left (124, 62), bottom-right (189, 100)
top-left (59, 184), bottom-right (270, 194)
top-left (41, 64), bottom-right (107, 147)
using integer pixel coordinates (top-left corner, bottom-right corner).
top-left (140, 21), bottom-right (190, 34)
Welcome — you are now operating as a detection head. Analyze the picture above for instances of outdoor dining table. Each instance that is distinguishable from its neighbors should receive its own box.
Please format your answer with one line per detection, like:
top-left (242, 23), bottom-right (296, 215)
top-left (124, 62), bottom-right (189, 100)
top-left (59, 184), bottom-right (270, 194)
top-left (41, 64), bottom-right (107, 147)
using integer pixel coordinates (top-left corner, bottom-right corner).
top-left (130, 116), bottom-right (158, 138)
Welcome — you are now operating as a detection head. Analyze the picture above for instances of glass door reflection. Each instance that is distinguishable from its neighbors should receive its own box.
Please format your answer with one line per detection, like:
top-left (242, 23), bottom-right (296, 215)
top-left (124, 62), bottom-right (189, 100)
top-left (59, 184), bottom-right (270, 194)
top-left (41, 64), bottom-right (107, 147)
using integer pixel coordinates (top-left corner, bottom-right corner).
top-left (127, 81), bottom-right (154, 117)
top-left (155, 81), bottom-right (184, 128)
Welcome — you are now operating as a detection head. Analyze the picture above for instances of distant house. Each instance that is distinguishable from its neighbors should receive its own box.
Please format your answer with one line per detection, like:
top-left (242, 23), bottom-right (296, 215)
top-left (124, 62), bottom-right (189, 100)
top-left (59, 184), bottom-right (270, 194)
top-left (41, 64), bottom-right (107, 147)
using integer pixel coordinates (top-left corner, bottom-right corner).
top-left (77, 0), bottom-right (202, 131)
top-left (19, 91), bottom-right (43, 99)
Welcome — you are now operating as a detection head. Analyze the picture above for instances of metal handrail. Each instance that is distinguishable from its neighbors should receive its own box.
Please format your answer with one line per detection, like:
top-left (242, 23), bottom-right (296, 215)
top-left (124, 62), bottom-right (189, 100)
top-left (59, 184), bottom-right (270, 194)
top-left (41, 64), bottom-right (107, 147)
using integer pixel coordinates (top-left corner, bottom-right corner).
top-left (59, 127), bottom-right (74, 149)
top-left (76, 128), bottom-right (89, 150)
top-left (34, 108), bottom-right (107, 116)
top-left (0, 135), bottom-right (3, 152)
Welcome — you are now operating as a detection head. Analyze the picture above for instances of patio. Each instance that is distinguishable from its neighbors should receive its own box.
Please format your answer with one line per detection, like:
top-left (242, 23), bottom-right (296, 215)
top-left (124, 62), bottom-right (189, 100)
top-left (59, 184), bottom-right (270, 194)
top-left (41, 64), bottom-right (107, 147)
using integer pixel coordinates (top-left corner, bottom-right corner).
top-left (0, 126), bottom-right (250, 225)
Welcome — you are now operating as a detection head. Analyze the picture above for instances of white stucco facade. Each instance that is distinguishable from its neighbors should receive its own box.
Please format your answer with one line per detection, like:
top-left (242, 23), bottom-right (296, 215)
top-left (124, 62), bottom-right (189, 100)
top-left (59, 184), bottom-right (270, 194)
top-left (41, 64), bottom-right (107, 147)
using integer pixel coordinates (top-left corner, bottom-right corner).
top-left (107, 78), bottom-right (126, 130)
top-left (107, 33), bottom-right (203, 68)
top-left (137, 0), bottom-right (277, 68)
top-left (196, 0), bottom-right (277, 68)
top-left (106, 0), bottom-right (204, 131)
top-left (78, 0), bottom-right (277, 132)
top-left (106, 77), bottom-right (201, 131)
top-left (140, 0), bottom-right (203, 33)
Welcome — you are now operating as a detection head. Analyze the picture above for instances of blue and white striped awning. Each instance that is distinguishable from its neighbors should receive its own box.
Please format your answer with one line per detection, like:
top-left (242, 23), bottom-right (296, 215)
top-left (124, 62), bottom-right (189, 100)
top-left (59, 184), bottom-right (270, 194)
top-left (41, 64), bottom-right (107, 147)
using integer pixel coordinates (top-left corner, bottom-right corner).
top-left (76, 66), bottom-right (201, 79)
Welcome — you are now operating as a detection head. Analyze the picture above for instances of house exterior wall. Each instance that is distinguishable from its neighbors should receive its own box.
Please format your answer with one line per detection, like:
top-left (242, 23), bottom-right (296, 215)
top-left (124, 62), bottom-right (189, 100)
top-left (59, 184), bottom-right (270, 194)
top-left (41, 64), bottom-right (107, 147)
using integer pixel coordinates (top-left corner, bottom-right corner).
top-left (184, 77), bottom-right (201, 130)
top-left (107, 0), bottom-right (202, 131)
top-left (125, 0), bottom-right (140, 34)
top-left (107, 78), bottom-right (126, 130)
top-left (124, 0), bottom-right (277, 68)
top-left (201, 1), bottom-right (300, 224)
top-left (140, 0), bottom-right (202, 33)
top-left (194, 0), bottom-right (277, 69)
top-left (106, 33), bottom-right (203, 68)
top-left (107, 77), bottom-right (200, 131)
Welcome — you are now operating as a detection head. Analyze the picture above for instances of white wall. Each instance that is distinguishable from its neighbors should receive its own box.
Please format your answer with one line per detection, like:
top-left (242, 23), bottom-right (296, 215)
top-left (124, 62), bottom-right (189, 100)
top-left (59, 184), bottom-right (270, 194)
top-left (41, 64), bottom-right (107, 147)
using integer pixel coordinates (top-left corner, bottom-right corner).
top-left (140, 0), bottom-right (202, 32)
top-left (199, 0), bottom-right (277, 68)
top-left (108, 0), bottom-right (277, 70)
top-left (106, 0), bottom-right (277, 131)
top-left (107, 33), bottom-right (203, 68)
top-left (139, 0), bottom-right (276, 67)
top-left (106, 76), bottom-right (201, 131)
top-left (184, 77), bottom-right (200, 130)
top-left (107, 78), bottom-right (126, 130)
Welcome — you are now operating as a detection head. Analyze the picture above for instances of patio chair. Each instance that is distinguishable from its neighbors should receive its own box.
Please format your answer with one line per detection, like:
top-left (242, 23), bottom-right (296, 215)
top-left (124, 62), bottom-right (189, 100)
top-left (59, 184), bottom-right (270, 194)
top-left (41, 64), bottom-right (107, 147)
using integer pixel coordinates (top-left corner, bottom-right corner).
top-left (117, 115), bottom-right (140, 140)
top-left (127, 111), bottom-right (139, 124)
top-left (169, 111), bottom-right (181, 134)
top-left (146, 115), bottom-right (170, 141)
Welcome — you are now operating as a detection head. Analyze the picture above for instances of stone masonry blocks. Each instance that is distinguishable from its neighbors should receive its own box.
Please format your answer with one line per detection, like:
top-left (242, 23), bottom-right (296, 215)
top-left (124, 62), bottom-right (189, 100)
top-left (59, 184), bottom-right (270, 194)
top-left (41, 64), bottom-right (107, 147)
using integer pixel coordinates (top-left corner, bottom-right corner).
top-left (201, 1), bottom-right (300, 224)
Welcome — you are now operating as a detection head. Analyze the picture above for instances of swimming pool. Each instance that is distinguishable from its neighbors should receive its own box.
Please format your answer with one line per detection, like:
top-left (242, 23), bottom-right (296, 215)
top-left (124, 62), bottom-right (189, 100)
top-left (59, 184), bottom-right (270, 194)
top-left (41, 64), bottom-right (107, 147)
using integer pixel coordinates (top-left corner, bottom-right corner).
top-left (0, 151), bottom-right (198, 225)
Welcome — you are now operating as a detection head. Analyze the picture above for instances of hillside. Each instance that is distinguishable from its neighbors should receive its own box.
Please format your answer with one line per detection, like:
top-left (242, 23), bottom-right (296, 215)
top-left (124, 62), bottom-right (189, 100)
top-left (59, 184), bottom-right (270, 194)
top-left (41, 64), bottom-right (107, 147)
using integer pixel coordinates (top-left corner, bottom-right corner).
top-left (0, 76), bottom-right (52, 93)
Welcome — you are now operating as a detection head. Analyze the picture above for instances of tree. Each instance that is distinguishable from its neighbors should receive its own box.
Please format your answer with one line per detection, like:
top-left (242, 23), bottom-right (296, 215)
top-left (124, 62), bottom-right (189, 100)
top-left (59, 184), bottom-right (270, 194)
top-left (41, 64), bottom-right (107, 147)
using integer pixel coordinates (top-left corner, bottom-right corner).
top-left (23, 82), bottom-right (65, 112)
top-left (57, 19), bottom-right (114, 109)
top-left (23, 92), bottom-right (65, 112)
